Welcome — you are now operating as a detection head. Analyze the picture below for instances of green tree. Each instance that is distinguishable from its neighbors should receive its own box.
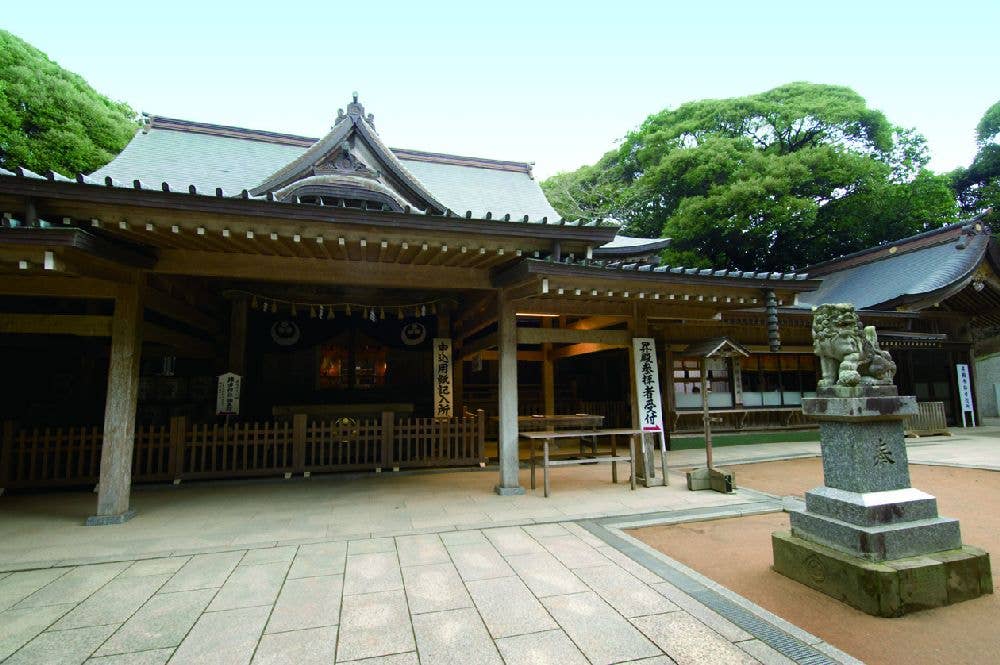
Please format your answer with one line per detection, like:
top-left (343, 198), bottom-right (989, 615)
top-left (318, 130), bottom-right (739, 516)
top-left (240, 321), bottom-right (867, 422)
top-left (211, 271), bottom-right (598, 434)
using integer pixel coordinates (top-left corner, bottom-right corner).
top-left (543, 83), bottom-right (958, 271)
top-left (0, 30), bottom-right (138, 176)
top-left (951, 100), bottom-right (1000, 223)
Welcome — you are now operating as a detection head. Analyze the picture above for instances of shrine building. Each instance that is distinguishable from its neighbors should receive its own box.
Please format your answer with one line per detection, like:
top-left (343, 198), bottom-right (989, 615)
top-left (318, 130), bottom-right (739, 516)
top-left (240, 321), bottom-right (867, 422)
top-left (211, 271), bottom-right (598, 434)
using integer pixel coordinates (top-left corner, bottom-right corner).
top-left (0, 95), bottom-right (993, 523)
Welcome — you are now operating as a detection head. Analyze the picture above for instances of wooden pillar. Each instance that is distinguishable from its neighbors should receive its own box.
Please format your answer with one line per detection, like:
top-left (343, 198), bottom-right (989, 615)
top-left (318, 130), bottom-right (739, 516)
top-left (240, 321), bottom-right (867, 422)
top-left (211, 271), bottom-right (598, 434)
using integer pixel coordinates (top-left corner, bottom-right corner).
top-left (88, 279), bottom-right (144, 525)
top-left (542, 318), bottom-right (555, 415)
top-left (496, 289), bottom-right (524, 495)
top-left (664, 344), bottom-right (675, 451)
top-left (228, 295), bottom-right (248, 375)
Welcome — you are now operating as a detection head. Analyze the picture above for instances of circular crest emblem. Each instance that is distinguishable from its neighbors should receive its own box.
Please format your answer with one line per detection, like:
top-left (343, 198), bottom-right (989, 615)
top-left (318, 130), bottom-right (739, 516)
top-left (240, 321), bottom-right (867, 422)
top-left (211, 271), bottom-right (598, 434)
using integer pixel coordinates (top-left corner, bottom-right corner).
top-left (270, 320), bottom-right (301, 346)
top-left (401, 322), bottom-right (427, 346)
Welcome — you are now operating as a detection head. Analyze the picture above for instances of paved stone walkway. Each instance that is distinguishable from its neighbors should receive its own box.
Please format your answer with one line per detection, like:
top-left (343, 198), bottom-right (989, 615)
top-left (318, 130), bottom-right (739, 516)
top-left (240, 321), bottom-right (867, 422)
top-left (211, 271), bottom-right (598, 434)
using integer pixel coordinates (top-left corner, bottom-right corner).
top-left (2, 433), bottom-right (995, 664)
top-left (2, 518), bottom-right (833, 665)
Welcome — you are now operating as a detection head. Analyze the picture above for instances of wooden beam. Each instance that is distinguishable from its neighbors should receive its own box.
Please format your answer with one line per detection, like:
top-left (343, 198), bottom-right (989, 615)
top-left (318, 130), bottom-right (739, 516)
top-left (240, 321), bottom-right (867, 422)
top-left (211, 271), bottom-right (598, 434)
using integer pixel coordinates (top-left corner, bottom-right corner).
top-left (143, 323), bottom-right (215, 358)
top-left (145, 288), bottom-right (220, 334)
top-left (152, 250), bottom-right (492, 289)
top-left (0, 313), bottom-right (111, 336)
top-left (568, 315), bottom-right (630, 331)
top-left (459, 332), bottom-right (498, 360)
top-left (0, 276), bottom-right (117, 299)
top-left (550, 342), bottom-right (628, 359)
top-left (516, 327), bottom-right (632, 346)
top-left (91, 279), bottom-right (143, 524)
top-left (473, 350), bottom-right (545, 362)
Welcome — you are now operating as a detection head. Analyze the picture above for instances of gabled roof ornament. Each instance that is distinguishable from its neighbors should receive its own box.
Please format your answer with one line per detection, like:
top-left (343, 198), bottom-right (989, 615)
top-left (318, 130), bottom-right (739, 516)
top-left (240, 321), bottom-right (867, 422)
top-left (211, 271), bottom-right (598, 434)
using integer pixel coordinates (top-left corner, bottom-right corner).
top-left (335, 92), bottom-right (375, 129)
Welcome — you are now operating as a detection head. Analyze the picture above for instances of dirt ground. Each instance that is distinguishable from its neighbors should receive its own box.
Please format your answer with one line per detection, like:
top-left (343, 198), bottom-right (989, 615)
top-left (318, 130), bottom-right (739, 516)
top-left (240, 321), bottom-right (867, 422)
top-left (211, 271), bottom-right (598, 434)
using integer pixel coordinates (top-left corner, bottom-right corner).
top-left (630, 459), bottom-right (999, 665)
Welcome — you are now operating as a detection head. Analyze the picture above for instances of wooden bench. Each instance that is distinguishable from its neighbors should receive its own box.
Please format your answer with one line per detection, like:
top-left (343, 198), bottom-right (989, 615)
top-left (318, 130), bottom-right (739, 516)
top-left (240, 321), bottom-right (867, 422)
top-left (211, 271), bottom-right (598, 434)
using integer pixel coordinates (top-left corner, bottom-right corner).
top-left (519, 428), bottom-right (643, 497)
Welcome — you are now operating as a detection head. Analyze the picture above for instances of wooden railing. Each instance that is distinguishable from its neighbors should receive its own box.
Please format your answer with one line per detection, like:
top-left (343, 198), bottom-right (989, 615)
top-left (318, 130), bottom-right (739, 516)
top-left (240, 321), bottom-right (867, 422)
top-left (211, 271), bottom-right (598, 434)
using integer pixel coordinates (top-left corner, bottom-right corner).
top-left (905, 401), bottom-right (950, 437)
top-left (0, 410), bottom-right (487, 489)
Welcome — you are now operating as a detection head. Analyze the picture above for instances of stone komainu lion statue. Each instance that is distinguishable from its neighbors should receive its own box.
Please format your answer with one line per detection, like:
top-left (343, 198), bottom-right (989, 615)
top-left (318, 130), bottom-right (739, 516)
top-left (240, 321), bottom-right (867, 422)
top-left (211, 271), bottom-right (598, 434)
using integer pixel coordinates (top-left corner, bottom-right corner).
top-left (812, 303), bottom-right (896, 388)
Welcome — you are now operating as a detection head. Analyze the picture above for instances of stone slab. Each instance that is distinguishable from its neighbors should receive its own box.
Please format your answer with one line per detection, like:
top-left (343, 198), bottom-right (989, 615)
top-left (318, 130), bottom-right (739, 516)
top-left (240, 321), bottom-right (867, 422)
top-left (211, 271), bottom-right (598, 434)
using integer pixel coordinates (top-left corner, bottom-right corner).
top-left (122, 557), bottom-right (191, 578)
top-left (0, 568), bottom-right (70, 611)
top-left (573, 564), bottom-right (678, 617)
top-left (343, 551), bottom-right (402, 596)
top-left (53, 573), bottom-right (169, 630)
top-left (541, 591), bottom-right (661, 665)
top-left (482, 527), bottom-right (545, 556)
top-left (632, 612), bottom-right (757, 665)
top-left (789, 508), bottom-right (962, 561)
top-left (171, 604), bottom-right (269, 665)
top-left (816, 420), bottom-right (912, 493)
top-left (772, 530), bottom-right (992, 617)
top-left (252, 625), bottom-right (337, 665)
top-left (412, 607), bottom-right (503, 665)
top-left (505, 552), bottom-right (588, 597)
top-left (4, 624), bottom-right (117, 665)
top-left (94, 588), bottom-right (216, 656)
top-left (207, 560), bottom-right (288, 611)
top-left (15, 561), bottom-right (129, 608)
top-left (265, 574), bottom-right (342, 633)
top-left (160, 551), bottom-right (243, 592)
top-left (0, 603), bottom-right (74, 661)
top-left (394, 534), bottom-right (449, 567)
top-left (401, 562), bottom-right (472, 615)
top-left (467, 576), bottom-right (557, 638)
top-left (86, 647), bottom-right (174, 665)
top-left (337, 589), bottom-right (414, 662)
top-left (447, 542), bottom-right (514, 581)
top-left (538, 534), bottom-right (609, 568)
top-left (287, 541), bottom-right (347, 579)
top-left (804, 486), bottom-right (941, 526)
top-left (495, 629), bottom-right (590, 665)
top-left (239, 546), bottom-right (297, 566)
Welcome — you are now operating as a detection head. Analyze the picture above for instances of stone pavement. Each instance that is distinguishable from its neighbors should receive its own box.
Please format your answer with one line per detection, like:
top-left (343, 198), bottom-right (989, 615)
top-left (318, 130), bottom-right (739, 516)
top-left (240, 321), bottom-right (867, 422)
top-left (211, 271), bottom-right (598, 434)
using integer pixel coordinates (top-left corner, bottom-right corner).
top-left (1, 431), bottom-right (996, 664)
top-left (2, 515), bottom-right (856, 665)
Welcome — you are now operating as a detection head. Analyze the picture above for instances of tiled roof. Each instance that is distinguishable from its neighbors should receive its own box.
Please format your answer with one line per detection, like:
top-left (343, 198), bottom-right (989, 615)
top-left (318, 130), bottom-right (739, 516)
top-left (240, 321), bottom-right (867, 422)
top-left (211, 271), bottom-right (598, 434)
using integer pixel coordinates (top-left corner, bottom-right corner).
top-left (91, 115), bottom-right (562, 223)
top-left (593, 235), bottom-right (671, 255)
top-left (539, 257), bottom-right (809, 281)
top-left (797, 223), bottom-right (990, 309)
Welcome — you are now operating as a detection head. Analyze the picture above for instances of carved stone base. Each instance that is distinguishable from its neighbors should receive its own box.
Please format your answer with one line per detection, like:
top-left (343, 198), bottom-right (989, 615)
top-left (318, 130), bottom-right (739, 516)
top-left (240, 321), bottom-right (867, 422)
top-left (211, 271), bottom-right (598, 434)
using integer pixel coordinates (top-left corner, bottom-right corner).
top-left (772, 531), bottom-right (992, 617)
top-left (685, 467), bottom-right (735, 493)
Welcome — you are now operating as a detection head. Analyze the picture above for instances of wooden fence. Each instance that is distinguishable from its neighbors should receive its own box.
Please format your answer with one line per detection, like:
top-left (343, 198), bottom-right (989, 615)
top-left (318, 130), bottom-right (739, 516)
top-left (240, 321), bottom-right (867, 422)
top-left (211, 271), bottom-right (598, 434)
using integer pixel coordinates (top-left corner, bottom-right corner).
top-left (904, 401), bottom-right (950, 437)
top-left (0, 410), bottom-right (486, 489)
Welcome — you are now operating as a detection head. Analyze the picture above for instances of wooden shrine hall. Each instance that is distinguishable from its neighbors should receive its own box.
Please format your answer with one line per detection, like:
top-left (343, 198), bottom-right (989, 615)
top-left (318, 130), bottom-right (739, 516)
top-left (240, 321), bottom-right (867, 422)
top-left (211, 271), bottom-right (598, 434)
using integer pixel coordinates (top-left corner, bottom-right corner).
top-left (2, 92), bottom-right (955, 525)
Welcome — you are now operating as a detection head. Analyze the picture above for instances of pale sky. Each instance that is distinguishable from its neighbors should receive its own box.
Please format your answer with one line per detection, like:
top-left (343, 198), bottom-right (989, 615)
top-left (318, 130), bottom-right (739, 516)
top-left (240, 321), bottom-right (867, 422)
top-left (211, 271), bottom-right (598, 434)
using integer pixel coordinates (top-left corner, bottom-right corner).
top-left (5, 1), bottom-right (999, 179)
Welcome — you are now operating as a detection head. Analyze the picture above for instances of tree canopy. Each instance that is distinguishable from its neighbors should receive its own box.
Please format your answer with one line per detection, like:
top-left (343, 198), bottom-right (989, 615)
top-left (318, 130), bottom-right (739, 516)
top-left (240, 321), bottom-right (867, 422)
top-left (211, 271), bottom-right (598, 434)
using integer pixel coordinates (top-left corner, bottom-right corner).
top-left (543, 83), bottom-right (958, 271)
top-left (0, 30), bottom-right (138, 176)
top-left (951, 99), bottom-right (1000, 224)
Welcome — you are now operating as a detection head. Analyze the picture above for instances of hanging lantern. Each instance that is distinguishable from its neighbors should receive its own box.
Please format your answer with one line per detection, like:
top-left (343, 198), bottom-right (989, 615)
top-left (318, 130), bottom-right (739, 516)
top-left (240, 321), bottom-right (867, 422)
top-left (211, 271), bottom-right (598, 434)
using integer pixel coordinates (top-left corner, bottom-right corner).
top-left (397, 307), bottom-right (404, 320)
top-left (251, 295), bottom-right (258, 309)
top-left (369, 307), bottom-right (377, 323)
top-left (421, 304), bottom-right (427, 317)
top-left (291, 303), bottom-right (298, 317)
top-left (431, 302), bottom-right (437, 314)
top-left (346, 303), bottom-right (352, 316)
top-left (319, 305), bottom-right (325, 320)
top-left (329, 305), bottom-right (335, 319)
top-left (379, 307), bottom-right (385, 320)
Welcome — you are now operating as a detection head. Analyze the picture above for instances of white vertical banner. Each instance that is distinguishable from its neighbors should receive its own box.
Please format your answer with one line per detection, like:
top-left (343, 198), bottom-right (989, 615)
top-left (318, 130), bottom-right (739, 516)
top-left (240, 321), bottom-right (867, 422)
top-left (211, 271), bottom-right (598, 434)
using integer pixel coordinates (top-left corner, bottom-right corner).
top-left (957, 363), bottom-right (975, 427)
top-left (216, 372), bottom-right (241, 416)
top-left (633, 338), bottom-right (665, 432)
top-left (433, 338), bottom-right (454, 418)
top-left (732, 358), bottom-right (743, 406)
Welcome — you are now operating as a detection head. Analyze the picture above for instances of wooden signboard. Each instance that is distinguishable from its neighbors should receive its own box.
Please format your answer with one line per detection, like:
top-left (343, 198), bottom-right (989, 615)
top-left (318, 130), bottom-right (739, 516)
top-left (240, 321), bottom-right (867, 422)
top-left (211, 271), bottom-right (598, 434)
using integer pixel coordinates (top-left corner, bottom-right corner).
top-left (632, 338), bottom-right (664, 432)
top-left (216, 372), bottom-right (242, 416)
top-left (433, 338), bottom-right (453, 418)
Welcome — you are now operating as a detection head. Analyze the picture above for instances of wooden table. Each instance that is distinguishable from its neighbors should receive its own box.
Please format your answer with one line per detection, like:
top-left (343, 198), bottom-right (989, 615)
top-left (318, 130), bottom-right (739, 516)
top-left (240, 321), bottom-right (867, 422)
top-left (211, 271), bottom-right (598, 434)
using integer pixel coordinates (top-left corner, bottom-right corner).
top-left (519, 428), bottom-right (642, 497)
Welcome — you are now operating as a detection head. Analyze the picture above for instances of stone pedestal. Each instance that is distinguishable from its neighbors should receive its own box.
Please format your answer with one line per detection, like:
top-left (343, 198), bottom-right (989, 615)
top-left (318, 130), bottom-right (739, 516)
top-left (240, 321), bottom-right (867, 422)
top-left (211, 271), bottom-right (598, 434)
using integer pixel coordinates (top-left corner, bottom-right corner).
top-left (772, 386), bottom-right (992, 616)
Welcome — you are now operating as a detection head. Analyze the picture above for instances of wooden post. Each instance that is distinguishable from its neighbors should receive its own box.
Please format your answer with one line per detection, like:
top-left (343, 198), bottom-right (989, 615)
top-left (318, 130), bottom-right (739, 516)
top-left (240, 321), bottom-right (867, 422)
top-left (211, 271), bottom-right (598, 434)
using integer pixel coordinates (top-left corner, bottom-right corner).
top-left (496, 289), bottom-right (524, 494)
top-left (229, 296), bottom-right (248, 375)
top-left (542, 318), bottom-right (555, 415)
top-left (169, 415), bottom-right (187, 483)
top-left (701, 358), bottom-right (714, 469)
top-left (476, 409), bottom-right (486, 467)
top-left (88, 279), bottom-right (143, 525)
top-left (1, 420), bottom-right (13, 493)
top-left (664, 345), bottom-right (674, 451)
top-left (292, 413), bottom-right (307, 475)
top-left (381, 411), bottom-right (394, 472)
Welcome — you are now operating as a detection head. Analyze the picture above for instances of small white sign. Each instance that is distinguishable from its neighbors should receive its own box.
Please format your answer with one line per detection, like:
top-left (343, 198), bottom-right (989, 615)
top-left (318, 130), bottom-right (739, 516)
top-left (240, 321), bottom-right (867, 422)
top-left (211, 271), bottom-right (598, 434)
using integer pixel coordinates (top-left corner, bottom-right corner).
top-left (632, 338), bottom-right (664, 432)
top-left (216, 372), bottom-right (241, 416)
top-left (433, 338), bottom-right (453, 418)
top-left (957, 363), bottom-right (975, 426)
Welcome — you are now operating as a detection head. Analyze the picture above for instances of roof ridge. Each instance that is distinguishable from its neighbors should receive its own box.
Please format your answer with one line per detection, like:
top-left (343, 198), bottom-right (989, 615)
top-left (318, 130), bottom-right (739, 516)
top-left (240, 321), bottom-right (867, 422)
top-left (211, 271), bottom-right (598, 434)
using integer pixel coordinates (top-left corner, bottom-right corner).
top-left (146, 115), bottom-right (533, 174)
top-left (805, 220), bottom-right (980, 276)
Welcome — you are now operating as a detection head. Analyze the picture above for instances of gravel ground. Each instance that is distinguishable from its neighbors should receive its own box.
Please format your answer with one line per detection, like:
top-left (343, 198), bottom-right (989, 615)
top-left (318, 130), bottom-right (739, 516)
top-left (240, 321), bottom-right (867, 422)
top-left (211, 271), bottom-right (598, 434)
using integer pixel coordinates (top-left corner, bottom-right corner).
top-left (630, 459), bottom-right (999, 665)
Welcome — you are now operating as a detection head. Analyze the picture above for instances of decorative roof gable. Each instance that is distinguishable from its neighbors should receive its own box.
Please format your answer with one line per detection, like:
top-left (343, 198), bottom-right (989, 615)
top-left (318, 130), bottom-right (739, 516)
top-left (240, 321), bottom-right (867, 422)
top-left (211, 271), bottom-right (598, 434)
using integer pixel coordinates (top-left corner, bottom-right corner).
top-left (249, 94), bottom-right (447, 213)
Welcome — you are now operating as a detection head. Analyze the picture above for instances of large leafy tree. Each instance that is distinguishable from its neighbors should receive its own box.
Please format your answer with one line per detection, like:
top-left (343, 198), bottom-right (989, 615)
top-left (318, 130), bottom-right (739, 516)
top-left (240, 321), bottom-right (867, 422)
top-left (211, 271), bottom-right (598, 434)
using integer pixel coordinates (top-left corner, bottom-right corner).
top-left (0, 30), bottom-right (138, 175)
top-left (543, 83), bottom-right (957, 271)
top-left (951, 100), bottom-right (1000, 223)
